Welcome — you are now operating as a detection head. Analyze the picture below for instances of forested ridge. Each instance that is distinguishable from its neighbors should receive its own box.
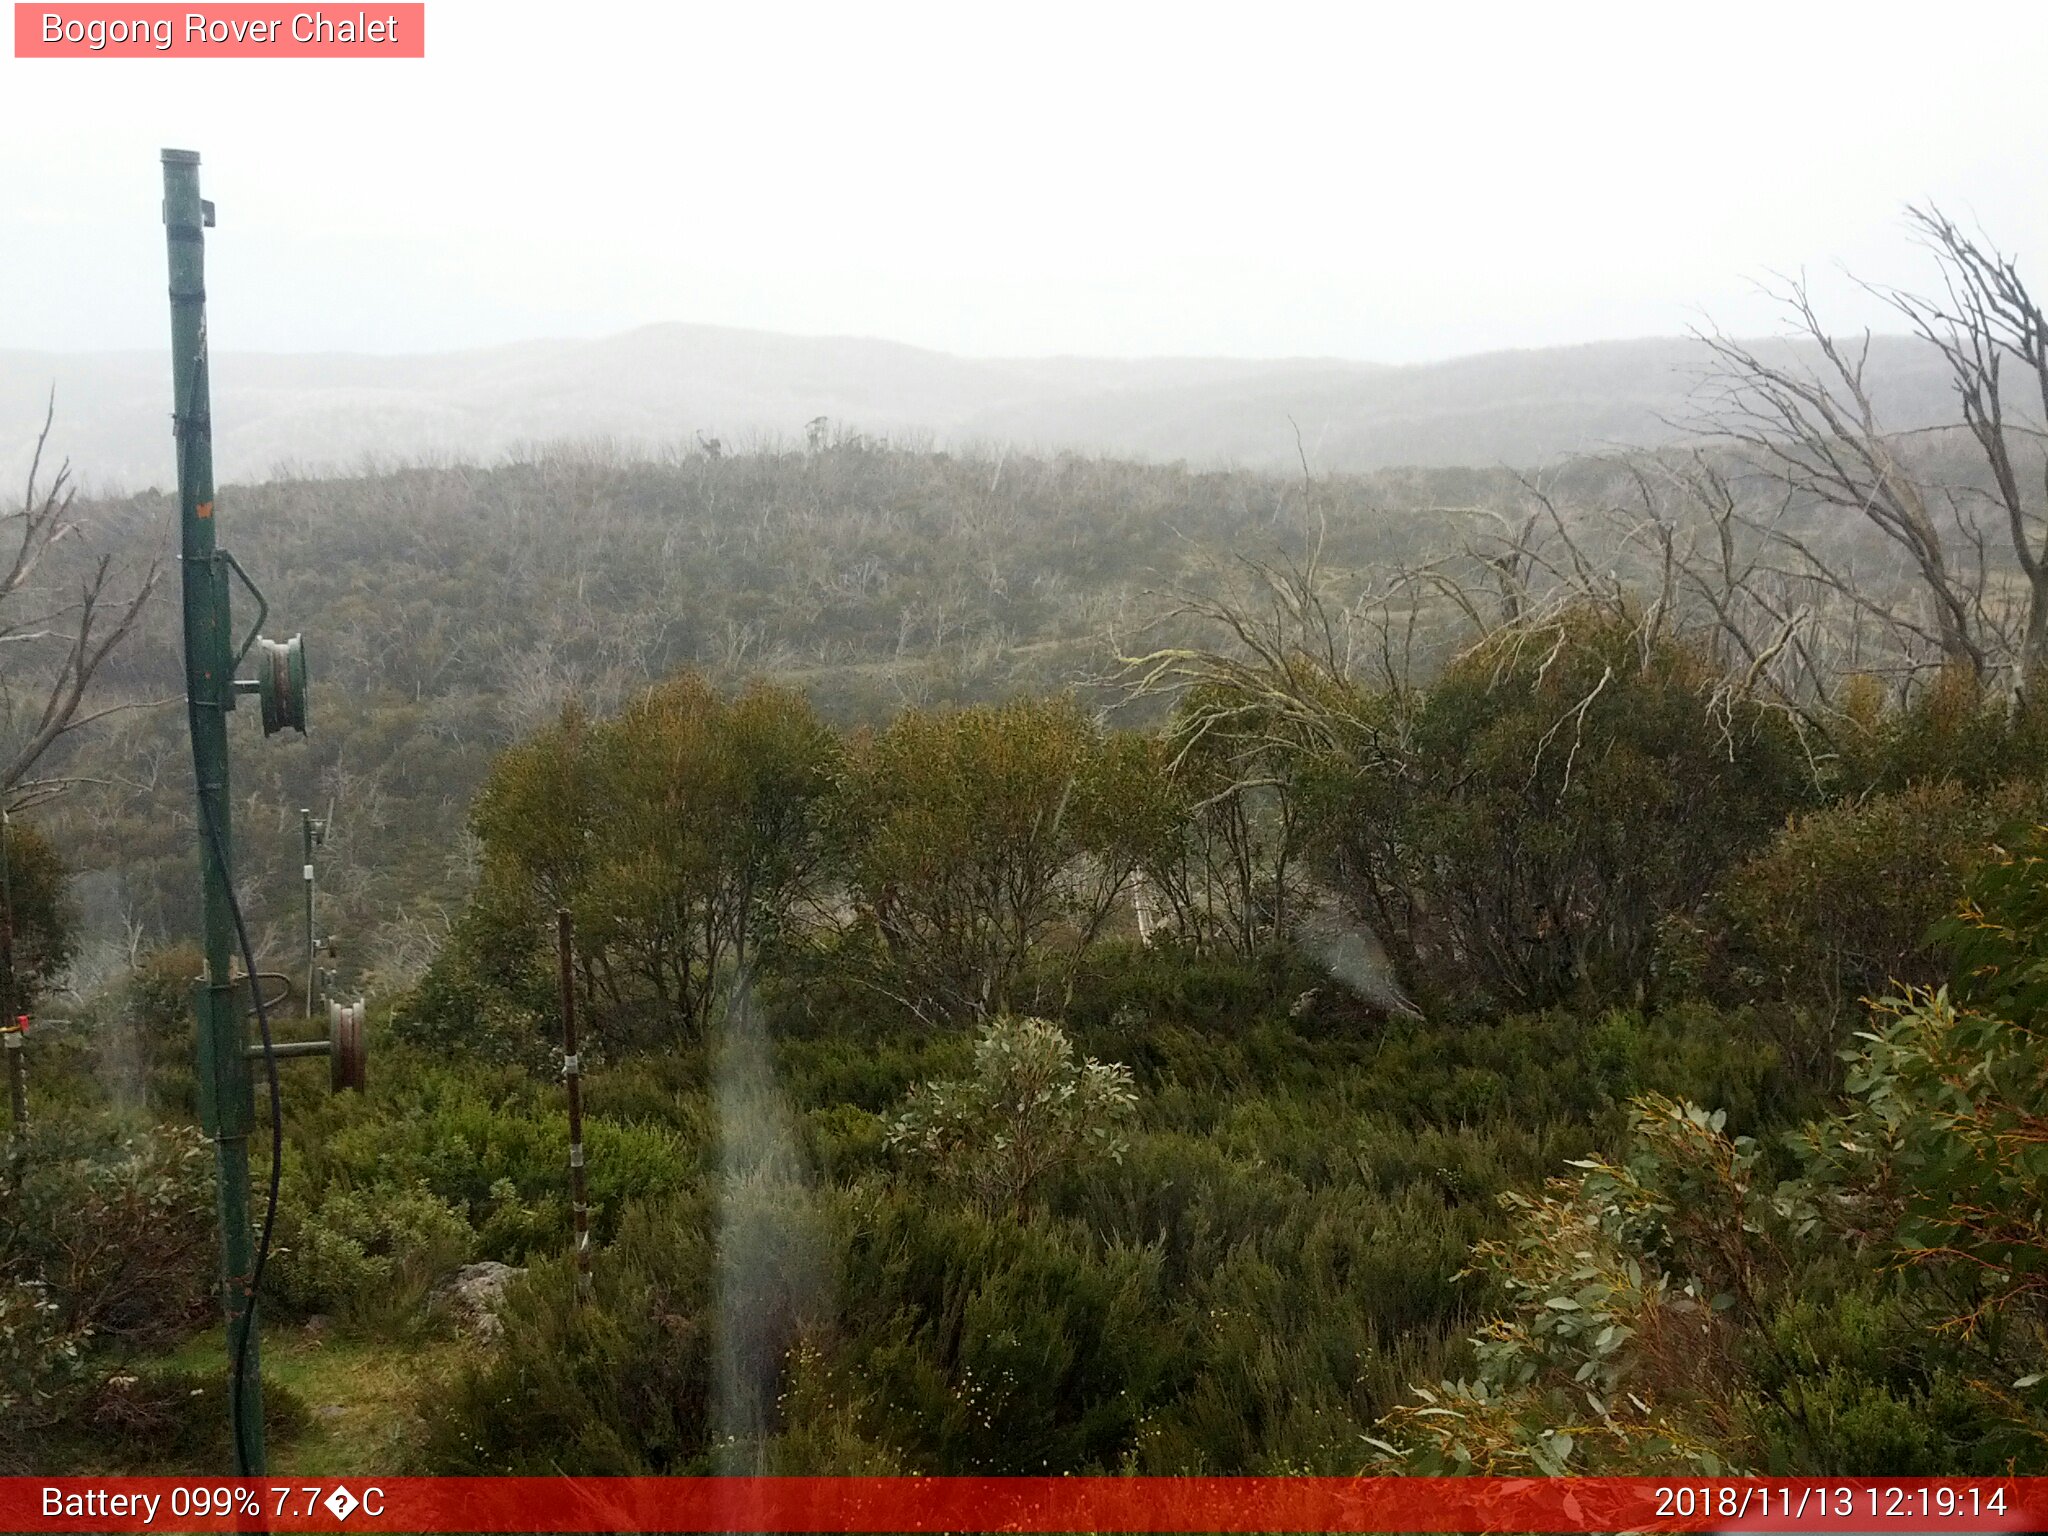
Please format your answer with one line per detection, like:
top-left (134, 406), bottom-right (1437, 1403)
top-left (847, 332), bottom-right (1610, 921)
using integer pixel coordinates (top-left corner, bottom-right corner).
top-left (6, 224), bottom-right (2048, 1475)
top-left (35, 439), bottom-right (1501, 989)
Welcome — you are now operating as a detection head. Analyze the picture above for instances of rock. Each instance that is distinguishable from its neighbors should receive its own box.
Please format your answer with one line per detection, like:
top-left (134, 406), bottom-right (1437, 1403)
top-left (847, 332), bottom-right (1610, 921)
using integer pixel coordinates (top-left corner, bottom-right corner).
top-left (440, 1260), bottom-right (527, 1340)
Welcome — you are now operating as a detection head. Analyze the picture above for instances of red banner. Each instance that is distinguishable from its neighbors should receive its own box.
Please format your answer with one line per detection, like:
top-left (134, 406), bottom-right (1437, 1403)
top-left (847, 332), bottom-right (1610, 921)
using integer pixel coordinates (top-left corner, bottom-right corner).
top-left (13, 4), bottom-right (424, 57)
top-left (2, 1477), bottom-right (2042, 1533)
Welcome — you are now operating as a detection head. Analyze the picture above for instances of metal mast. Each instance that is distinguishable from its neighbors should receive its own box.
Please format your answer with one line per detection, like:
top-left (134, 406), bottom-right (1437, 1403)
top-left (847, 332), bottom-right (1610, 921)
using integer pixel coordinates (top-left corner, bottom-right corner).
top-left (163, 146), bottom-right (265, 1474)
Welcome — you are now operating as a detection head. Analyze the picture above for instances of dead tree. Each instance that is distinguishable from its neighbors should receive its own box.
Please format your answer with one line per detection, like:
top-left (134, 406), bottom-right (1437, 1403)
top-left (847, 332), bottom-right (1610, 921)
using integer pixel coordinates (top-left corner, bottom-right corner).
top-left (1697, 207), bottom-right (2048, 699)
top-left (1695, 284), bottom-right (1989, 684)
top-left (0, 400), bottom-right (162, 810)
top-left (1876, 206), bottom-right (2048, 692)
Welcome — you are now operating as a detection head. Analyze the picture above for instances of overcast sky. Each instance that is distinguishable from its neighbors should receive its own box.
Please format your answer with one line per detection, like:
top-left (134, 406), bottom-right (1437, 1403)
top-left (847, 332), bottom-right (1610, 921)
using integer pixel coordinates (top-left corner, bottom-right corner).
top-left (5, 0), bottom-right (2046, 363)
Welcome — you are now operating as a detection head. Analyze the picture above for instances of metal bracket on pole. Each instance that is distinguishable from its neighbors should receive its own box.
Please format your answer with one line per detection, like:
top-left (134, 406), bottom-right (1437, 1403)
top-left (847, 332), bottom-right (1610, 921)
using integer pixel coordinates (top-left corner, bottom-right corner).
top-left (220, 550), bottom-right (268, 669)
top-left (242, 998), bottom-right (365, 1092)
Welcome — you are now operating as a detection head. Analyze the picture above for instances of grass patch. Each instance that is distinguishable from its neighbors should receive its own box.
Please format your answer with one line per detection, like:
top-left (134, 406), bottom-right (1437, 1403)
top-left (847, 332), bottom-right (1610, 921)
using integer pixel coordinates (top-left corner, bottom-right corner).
top-left (128, 1324), bottom-right (470, 1475)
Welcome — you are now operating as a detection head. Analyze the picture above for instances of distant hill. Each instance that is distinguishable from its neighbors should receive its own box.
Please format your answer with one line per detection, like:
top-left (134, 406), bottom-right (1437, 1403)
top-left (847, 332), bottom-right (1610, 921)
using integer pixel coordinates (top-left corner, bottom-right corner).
top-left (0, 324), bottom-right (1963, 492)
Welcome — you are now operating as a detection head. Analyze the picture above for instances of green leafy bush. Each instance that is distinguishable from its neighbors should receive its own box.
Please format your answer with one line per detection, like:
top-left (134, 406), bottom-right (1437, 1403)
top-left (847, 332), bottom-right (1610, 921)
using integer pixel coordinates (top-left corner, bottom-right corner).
top-left (1315, 608), bottom-right (1810, 1013)
top-left (419, 1192), bottom-right (719, 1473)
top-left (1671, 780), bottom-right (2043, 1078)
top-left (1834, 667), bottom-right (2048, 797)
top-left (396, 882), bottom-right (556, 1069)
top-left (888, 1017), bottom-right (1136, 1215)
top-left (284, 1058), bottom-right (691, 1260)
top-left (0, 1113), bottom-right (220, 1471)
top-left (1372, 831), bottom-right (2048, 1477)
top-left (0, 818), bottom-right (77, 1014)
top-left (1748, 1283), bottom-right (2008, 1474)
top-left (1798, 986), bottom-right (2048, 1420)
top-left (1369, 1096), bottom-right (1769, 1475)
top-left (0, 1115), bottom-right (214, 1346)
top-left (0, 1279), bottom-right (89, 1451)
top-left (1939, 818), bottom-right (2048, 1024)
top-left (111, 945), bottom-right (204, 1119)
top-left (72, 1367), bottom-right (310, 1473)
top-left (268, 1180), bottom-right (476, 1327)
top-left (414, 678), bottom-right (843, 1056)
top-left (1743, 822), bottom-right (2048, 1365)
top-left (833, 1190), bottom-right (1169, 1473)
top-left (841, 696), bottom-right (1153, 1015)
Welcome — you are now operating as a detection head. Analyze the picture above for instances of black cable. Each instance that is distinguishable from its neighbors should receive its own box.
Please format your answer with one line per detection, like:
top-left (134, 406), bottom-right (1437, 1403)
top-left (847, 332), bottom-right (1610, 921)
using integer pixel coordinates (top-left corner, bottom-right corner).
top-left (197, 796), bottom-right (283, 1479)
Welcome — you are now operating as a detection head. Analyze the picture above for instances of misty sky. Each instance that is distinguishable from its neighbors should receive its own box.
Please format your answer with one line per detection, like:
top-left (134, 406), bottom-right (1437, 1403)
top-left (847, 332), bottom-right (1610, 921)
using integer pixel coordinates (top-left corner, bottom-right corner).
top-left (5, 0), bottom-right (2047, 364)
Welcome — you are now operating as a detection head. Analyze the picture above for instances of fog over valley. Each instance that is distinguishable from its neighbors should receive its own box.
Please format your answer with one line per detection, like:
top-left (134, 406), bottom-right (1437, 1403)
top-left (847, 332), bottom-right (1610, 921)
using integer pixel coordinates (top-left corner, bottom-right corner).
top-left (0, 325), bottom-right (1966, 491)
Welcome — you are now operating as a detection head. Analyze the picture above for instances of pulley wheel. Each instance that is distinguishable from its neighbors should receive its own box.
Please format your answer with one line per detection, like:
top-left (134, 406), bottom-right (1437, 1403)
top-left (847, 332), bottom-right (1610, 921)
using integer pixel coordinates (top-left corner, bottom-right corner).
top-left (328, 998), bottom-right (366, 1092)
top-left (258, 634), bottom-right (309, 736)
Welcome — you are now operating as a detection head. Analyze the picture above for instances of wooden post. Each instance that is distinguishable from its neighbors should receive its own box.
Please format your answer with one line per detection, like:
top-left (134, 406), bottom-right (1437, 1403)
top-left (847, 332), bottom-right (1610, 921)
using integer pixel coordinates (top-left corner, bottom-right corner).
top-left (3, 1029), bottom-right (23, 1140)
top-left (557, 908), bottom-right (592, 1302)
top-left (0, 810), bottom-right (18, 1138)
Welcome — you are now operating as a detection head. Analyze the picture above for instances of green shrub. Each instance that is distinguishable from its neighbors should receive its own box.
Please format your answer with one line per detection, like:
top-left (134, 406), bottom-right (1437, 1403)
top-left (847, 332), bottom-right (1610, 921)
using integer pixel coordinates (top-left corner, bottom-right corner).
top-left (1794, 980), bottom-right (2048, 1436)
top-left (473, 1176), bottom-right (567, 1259)
top-left (579, 1048), bottom-right (703, 1124)
top-left (1748, 1284), bottom-right (2012, 1474)
top-left (0, 1112), bottom-right (232, 1471)
top-left (834, 1191), bottom-right (1170, 1473)
top-left (0, 818), bottom-right (77, 1014)
top-left (888, 1017), bottom-right (1136, 1215)
top-left (1673, 780), bottom-right (2043, 1078)
top-left (1054, 942), bottom-right (1296, 1065)
top-left (803, 1104), bottom-right (890, 1184)
top-left (395, 887), bottom-right (555, 1071)
top-left (0, 1279), bottom-right (89, 1451)
top-left (1313, 608), bottom-right (1811, 1014)
top-left (0, 1114), bottom-right (214, 1347)
top-left (285, 1059), bottom-right (691, 1260)
top-left (1057, 1125), bottom-right (1494, 1469)
top-left (778, 1030), bottom-right (958, 1115)
top-left (422, 679), bottom-right (842, 1056)
top-left (1834, 667), bottom-right (2048, 796)
top-left (94, 945), bottom-right (204, 1120)
top-left (1938, 817), bottom-right (2048, 1026)
top-left (840, 696), bottom-right (1149, 1016)
top-left (1369, 1097), bottom-right (1777, 1474)
top-left (1373, 845), bottom-right (2048, 1477)
top-left (268, 1180), bottom-right (475, 1327)
top-left (419, 1192), bottom-right (719, 1473)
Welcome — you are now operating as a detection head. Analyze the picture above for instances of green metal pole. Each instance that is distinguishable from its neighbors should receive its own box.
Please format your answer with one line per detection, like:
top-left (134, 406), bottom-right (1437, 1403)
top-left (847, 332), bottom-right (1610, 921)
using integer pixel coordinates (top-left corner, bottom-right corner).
top-left (302, 809), bottom-right (315, 1020)
top-left (163, 147), bottom-right (265, 1475)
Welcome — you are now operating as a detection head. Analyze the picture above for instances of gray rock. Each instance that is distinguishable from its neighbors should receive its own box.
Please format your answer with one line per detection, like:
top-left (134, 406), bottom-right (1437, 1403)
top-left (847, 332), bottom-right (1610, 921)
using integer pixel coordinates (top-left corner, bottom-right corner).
top-left (439, 1260), bottom-right (527, 1340)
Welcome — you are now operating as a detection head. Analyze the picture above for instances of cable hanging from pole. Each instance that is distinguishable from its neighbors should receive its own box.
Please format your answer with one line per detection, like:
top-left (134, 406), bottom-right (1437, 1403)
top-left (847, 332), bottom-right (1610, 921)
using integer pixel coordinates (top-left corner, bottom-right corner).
top-left (199, 796), bottom-right (283, 1480)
